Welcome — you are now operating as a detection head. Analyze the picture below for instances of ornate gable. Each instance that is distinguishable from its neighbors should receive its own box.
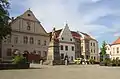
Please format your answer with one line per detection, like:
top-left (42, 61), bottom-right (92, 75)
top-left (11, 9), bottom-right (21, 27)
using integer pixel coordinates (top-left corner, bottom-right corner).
top-left (10, 9), bottom-right (48, 35)
top-left (58, 23), bottom-right (75, 42)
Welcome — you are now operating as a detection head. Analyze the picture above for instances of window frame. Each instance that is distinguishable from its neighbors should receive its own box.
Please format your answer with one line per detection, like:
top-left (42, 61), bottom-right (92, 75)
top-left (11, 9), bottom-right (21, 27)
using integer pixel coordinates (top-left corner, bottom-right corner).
top-left (65, 46), bottom-right (68, 51)
top-left (61, 45), bottom-right (63, 50)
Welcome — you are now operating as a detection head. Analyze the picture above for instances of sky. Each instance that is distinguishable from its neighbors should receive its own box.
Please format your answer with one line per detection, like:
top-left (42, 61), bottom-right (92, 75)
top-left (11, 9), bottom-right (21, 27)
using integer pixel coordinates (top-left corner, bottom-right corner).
top-left (9, 0), bottom-right (120, 47)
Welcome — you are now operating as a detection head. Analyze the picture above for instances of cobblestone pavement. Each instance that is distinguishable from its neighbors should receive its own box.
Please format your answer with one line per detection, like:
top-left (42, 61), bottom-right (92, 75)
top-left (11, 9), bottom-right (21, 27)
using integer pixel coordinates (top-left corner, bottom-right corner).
top-left (0, 64), bottom-right (120, 79)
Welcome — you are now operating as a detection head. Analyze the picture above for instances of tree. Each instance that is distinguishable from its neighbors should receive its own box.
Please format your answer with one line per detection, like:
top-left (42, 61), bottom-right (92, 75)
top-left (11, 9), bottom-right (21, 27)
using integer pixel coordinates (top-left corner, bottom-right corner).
top-left (100, 41), bottom-right (107, 62)
top-left (0, 0), bottom-right (11, 41)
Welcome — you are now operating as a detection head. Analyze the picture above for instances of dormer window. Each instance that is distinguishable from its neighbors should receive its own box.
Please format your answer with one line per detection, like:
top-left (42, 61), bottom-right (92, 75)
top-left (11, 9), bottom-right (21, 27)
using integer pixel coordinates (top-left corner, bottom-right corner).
top-left (28, 14), bottom-right (31, 16)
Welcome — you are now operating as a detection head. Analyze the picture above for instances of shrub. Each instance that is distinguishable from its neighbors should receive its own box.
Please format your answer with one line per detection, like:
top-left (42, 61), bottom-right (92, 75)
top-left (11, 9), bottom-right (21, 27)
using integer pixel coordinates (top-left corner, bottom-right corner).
top-left (89, 59), bottom-right (95, 64)
top-left (118, 60), bottom-right (120, 66)
top-left (112, 59), bottom-right (116, 66)
top-left (103, 58), bottom-right (112, 66)
top-left (12, 55), bottom-right (27, 64)
top-left (99, 58), bottom-right (112, 66)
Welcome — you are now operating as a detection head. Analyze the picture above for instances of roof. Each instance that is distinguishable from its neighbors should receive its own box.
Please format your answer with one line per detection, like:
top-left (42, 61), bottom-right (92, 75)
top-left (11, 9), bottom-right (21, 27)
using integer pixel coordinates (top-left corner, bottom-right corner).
top-left (71, 31), bottom-right (81, 39)
top-left (80, 32), bottom-right (98, 42)
top-left (80, 32), bottom-right (91, 39)
top-left (19, 9), bottom-right (40, 22)
top-left (112, 37), bottom-right (120, 45)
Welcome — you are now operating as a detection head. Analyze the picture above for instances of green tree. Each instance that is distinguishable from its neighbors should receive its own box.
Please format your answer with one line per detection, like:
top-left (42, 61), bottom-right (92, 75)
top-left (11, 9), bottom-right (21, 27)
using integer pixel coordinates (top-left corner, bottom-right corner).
top-left (100, 41), bottom-right (107, 62)
top-left (0, 0), bottom-right (11, 41)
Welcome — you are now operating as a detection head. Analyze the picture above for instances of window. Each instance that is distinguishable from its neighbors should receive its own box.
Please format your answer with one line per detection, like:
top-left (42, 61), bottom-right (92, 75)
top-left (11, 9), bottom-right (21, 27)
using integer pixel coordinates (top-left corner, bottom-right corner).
top-left (62, 37), bottom-right (64, 40)
top-left (30, 37), bottom-right (34, 44)
top-left (44, 40), bottom-right (46, 46)
top-left (71, 56), bottom-right (73, 61)
top-left (27, 22), bottom-right (31, 30)
top-left (72, 46), bottom-right (74, 51)
top-left (93, 43), bottom-right (95, 46)
top-left (27, 26), bottom-right (30, 30)
top-left (23, 36), bottom-right (28, 44)
top-left (38, 51), bottom-right (41, 56)
top-left (14, 36), bottom-right (18, 44)
top-left (65, 46), bottom-right (68, 51)
top-left (113, 48), bottom-right (115, 53)
top-left (91, 56), bottom-right (93, 59)
top-left (61, 45), bottom-right (63, 50)
top-left (38, 40), bottom-right (41, 45)
top-left (28, 14), bottom-right (31, 16)
top-left (91, 49), bottom-right (92, 53)
top-left (91, 43), bottom-right (92, 46)
top-left (7, 35), bottom-right (11, 43)
top-left (117, 47), bottom-right (119, 53)
top-left (70, 38), bottom-right (72, 41)
top-left (94, 50), bottom-right (95, 53)
top-left (43, 51), bottom-right (47, 57)
top-left (61, 53), bottom-right (64, 59)
top-left (94, 57), bottom-right (96, 60)
top-left (86, 55), bottom-right (89, 59)
top-left (7, 48), bottom-right (12, 56)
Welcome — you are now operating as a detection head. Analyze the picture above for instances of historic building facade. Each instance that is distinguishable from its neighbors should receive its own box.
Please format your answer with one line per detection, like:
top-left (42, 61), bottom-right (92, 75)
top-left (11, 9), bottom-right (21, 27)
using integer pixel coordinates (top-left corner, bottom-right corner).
top-left (71, 31), bottom-right (81, 59)
top-left (79, 32), bottom-right (98, 61)
top-left (1, 9), bottom-right (49, 60)
top-left (106, 37), bottom-right (120, 60)
top-left (49, 24), bottom-right (75, 61)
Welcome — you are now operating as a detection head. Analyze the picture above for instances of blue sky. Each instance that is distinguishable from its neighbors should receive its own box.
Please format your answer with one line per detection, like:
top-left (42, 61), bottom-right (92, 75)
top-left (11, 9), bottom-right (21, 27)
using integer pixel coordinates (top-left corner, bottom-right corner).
top-left (9, 0), bottom-right (120, 47)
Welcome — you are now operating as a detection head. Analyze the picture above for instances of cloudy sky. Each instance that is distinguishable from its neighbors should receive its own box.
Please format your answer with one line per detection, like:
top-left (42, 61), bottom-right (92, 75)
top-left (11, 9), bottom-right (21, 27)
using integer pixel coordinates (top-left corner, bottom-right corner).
top-left (9, 0), bottom-right (120, 47)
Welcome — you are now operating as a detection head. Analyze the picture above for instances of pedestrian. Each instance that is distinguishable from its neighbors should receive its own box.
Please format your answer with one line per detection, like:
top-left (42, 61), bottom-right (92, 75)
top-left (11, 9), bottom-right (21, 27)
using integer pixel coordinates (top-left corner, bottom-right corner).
top-left (65, 58), bottom-right (68, 65)
top-left (40, 59), bottom-right (43, 65)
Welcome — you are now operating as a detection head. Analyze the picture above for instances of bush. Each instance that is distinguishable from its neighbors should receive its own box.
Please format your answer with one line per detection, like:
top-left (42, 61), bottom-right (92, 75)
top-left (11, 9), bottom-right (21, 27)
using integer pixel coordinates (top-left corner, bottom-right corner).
top-left (89, 59), bottom-right (95, 64)
top-left (13, 55), bottom-right (27, 64)
top-left (99, 58), bottom-right (112, 66)
top-left (112, 59), bottom-right (116, 66)
top-left (104, 58), bottom-right (112, 66)
top-left (99, 61), bottom-right (105, 66)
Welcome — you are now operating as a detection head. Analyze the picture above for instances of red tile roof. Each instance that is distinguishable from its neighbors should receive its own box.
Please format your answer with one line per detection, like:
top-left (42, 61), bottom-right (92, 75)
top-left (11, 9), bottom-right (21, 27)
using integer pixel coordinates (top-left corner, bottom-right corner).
top-left (112, 37), bottom-right (120, 45)
top-left (71, 31), bottom-right (81, 39)
top-left (80, 32), bottom-right (91, 39)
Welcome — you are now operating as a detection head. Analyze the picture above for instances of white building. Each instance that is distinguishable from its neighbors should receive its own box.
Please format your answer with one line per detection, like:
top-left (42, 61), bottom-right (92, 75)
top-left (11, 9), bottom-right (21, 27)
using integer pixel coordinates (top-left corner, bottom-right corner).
top-left (49, 24), bottom-right (75, 61)
top-left (1, 9), bottom-right (49, 60)
top-left (106, 37), bottom-right (120, 60)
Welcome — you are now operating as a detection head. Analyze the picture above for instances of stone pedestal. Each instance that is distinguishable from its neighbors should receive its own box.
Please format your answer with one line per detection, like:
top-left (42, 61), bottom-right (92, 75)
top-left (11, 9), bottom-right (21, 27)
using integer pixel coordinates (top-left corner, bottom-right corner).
top-left (47, 28), bottom-right (61, 65)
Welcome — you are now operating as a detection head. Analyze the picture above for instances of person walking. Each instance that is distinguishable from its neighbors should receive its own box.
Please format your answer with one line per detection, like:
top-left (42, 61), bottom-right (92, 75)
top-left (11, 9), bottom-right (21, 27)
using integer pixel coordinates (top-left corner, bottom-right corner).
top-left (65, 58), bottom-right (68, 65)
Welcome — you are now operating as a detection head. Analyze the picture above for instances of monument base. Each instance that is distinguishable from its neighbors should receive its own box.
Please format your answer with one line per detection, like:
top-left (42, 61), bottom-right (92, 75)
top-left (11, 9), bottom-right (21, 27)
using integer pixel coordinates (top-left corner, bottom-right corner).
top-left (45, 60), bottom-right (61, 65)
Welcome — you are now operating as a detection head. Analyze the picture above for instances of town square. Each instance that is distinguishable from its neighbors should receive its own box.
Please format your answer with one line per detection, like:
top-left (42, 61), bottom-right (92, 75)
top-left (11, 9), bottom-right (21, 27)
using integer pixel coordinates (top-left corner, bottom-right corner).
top-left (1, 64), bottom-right (120, 79)
top-left (1, 0), bottom-right (120, 79)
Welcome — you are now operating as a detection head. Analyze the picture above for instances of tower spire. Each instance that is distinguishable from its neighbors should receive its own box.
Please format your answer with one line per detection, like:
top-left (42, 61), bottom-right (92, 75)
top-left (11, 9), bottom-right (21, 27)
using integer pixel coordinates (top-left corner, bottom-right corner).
top-left (29, 8), bottom-right (31, 11)
top-left (65, 21), bottom-right (68, 26)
